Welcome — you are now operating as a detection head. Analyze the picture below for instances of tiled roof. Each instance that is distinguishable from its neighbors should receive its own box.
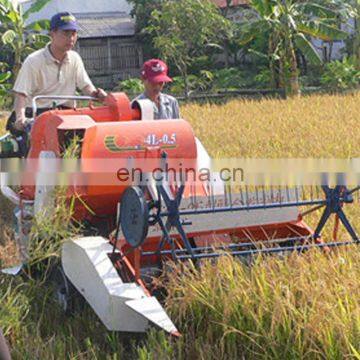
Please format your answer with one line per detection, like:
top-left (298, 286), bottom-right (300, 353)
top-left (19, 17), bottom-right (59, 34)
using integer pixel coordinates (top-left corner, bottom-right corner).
top-left (212, 0), bottom-right (249, 8)
top-left (75, 12), bottom-right (135, 38)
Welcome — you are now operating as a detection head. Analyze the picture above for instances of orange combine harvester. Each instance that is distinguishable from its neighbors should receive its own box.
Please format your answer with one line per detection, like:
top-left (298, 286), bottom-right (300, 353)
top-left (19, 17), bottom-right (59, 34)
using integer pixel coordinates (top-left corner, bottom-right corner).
top-left (1, 93), bottom-right (358, 334)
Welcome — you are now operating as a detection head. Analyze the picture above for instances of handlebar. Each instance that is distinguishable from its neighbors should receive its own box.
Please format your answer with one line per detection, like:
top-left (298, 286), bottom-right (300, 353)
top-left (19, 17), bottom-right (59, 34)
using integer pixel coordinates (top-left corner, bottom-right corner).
top-left (32, 95), bottom-right (98, 117)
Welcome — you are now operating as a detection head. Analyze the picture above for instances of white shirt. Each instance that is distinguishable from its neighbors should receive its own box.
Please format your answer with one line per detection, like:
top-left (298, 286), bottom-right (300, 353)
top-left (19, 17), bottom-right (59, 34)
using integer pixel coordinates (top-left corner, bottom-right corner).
top-left (13, 44), bottom-right (93, 108)
top-left (134, 92), bottom-right (180, 120)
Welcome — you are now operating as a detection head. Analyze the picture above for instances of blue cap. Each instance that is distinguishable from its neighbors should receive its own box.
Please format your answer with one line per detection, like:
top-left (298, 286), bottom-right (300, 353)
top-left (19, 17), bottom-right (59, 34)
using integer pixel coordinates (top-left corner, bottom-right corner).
top-left (50, 12), bottom-right (79, 31)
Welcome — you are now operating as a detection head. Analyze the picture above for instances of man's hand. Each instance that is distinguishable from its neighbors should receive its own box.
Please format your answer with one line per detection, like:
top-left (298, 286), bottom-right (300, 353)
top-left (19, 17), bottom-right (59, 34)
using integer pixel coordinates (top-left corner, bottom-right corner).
top-left (91, 88), bottom-right (107, 100)
top-left (14, 117), bottom-right (26, 132)
top-left (13, 92), bottom-right (27, 132)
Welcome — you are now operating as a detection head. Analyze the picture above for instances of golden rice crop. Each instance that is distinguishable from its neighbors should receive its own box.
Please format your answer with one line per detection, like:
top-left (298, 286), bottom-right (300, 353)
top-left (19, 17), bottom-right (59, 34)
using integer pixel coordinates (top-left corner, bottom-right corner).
top-left (182, 92), bottom-right (360, 158)
top-left (150, 249), bottom-right (360, 360)
top-left (0, 111), bottom-right (8, 135)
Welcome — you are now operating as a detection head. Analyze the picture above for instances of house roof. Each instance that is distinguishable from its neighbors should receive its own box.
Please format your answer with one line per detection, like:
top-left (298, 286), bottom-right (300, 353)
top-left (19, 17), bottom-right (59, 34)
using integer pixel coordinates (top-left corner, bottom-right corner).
top-left (75, 12), bottom-right (135, 38)
top-left (212, 0), bottom-right (249, 8)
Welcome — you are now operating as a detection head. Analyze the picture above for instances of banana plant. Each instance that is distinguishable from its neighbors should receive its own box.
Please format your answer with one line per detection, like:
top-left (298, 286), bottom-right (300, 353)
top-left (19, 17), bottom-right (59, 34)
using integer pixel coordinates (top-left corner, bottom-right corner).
top-left (238, 0), bottom-right (349, 96)
top-left (347, 0), bottom-right (359, 69)
top-left (0, 68), bottom-right (11, 97)
top-left (0, 0), bottom-right (51, 81)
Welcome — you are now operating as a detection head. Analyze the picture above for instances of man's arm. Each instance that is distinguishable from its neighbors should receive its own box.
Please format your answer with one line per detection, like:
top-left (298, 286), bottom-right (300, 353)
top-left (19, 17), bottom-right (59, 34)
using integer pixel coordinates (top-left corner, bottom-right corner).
top-left (82, 85), bottom-right (107, 100)
top-left (0, 329), bottom-right (11, 360)
top-left (74, 53), bottom-right (107, 100)
top-left (13, 92), bottom-right (27, 131)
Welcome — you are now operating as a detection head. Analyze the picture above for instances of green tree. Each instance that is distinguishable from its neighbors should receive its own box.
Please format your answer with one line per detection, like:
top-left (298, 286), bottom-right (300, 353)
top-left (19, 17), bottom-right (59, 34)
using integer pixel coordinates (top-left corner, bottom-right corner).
top-left (146, 0), bottom-right (233, 97)
top-left (128, 0), bottom-right (164, 58)
top-left (0, 0), bottom-right (51, 81)
top-left (355, 3), bottom-right (360, 69)
top-left (346, 0), bottom-right (360, 69)
top-left (317, 0), bottom-right (359, 68)
top-left (239, 0), bottom-right (349, 96)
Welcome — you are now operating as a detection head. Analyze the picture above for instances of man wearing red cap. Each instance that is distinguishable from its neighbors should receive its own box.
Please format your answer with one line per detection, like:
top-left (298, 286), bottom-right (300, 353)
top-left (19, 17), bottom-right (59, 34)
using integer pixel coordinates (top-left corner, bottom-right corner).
top-left (135, 59), bottom-right (180, 120)
top-left (8, 12), bottom-right (106, 137)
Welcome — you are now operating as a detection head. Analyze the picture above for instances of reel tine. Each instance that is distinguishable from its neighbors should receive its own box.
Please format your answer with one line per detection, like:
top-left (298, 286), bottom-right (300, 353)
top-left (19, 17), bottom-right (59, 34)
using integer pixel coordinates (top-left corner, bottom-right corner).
top-left (295, 186), bottom-right (299, 203)
top-left (278, 185), bottom-right (282, 206)
top-left (229, 183), bottom-right (233, 209)
top-left (211, 182), bottom-right (215, 211)
top-left (223, 183), bottom-right (228, 207)
top-left (190, 183), bottom-right (195, 211)
top-left (207, 183), bottom-right (211, 208)
top-left (240, 186), bottom-right (244, 207)
top-left (262, 186), bottom-right (266, 208)
top-left (286, 185), bottom-right (290, 203)
top-left (302, 186), bottom-right (306, 201)
top-left (194, 183), bottom-right (199, 212)
top-left (222, 187), bottom-right (227, 208)
top-left (270, 185), bottom-right (274, 203)
top-left (245, 185), bottom-right (250, 209)
top-left (225, 183), bottom-right (232, 209)
top-left (256, 186), bottom-right (259, 205)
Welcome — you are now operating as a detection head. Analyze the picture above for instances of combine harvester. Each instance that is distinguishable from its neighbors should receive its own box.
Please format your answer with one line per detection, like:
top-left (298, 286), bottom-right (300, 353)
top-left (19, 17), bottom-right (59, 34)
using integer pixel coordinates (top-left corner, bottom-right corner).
top-left (1, 93), bottom-right (359, 335)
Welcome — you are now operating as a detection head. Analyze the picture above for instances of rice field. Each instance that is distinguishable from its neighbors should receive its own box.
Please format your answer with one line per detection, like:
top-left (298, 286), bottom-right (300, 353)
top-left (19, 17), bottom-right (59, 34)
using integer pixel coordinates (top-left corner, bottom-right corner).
top-left (0, 92), bottom-right (360, 359)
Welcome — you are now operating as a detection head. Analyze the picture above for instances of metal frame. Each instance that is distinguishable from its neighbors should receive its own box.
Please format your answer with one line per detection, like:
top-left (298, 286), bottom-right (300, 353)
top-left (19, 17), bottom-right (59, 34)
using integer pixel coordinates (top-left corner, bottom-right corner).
top-left (32, 95), bottom-right (97, 116)
top-left (119, 154), bottom-right (360, 262)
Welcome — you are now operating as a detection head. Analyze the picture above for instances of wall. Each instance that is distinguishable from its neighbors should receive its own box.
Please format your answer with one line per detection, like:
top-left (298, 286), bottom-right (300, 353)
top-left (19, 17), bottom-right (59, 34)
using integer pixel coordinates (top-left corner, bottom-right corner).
top-left (21, 0), bottom-right (132, 23)
top-left (76, 38), bottom-right (142, 89)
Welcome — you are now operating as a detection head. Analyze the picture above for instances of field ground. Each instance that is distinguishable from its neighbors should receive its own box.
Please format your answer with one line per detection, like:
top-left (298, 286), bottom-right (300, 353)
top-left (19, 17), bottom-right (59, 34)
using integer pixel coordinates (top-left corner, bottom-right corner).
top-left (0, 93), bottom-right (360, 359)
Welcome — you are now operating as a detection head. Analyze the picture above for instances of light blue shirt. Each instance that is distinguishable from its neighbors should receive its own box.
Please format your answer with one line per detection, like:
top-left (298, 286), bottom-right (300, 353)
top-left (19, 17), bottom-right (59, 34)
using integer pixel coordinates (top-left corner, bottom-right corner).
top-left (135, 92), bottom-right (180, 120)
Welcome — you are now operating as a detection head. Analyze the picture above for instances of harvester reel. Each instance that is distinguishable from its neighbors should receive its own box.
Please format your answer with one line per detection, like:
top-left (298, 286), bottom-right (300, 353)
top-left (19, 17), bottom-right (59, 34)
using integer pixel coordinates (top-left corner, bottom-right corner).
top-left (120, 186), bottom-right (149, 248)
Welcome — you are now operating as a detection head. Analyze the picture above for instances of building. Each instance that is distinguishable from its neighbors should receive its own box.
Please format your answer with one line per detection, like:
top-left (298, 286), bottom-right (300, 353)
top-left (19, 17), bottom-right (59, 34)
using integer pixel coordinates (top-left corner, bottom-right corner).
top-left (18, 0), bottom-right (132, 20)
top-left (19, 0), bottom-right (142, 88)
top-left (75, 12), bottom-right (142, 88)
top-left (211, 0), bottom-right (250, 22)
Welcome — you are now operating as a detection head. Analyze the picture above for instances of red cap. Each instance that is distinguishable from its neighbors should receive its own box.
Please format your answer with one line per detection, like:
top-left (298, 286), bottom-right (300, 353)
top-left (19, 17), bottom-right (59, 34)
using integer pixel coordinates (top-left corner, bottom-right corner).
top-left (141, 59), bottom-right (172, 83)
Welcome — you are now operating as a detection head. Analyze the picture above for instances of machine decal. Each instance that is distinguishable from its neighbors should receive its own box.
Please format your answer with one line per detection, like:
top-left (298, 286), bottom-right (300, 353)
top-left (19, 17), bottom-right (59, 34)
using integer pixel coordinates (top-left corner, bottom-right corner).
top-left (104, 135), bottom-right (178, 153)
top-left (105, 136), bottom-right (145, 152)
top-left (144, 133), bottom-right (177, 147)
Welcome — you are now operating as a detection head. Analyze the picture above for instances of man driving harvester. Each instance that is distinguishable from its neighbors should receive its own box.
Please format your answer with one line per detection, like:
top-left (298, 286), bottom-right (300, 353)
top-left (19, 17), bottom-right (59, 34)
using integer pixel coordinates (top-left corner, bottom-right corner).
top-left (6, 11), bottom-right (106, 154)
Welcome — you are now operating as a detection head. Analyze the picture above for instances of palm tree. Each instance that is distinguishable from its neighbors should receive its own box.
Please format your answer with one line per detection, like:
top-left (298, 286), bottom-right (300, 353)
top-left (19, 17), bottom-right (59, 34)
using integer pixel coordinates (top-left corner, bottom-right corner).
top-left (0, 0), bottom-right (51, 80)
top-left (238, 0), bottom-right (349, 96)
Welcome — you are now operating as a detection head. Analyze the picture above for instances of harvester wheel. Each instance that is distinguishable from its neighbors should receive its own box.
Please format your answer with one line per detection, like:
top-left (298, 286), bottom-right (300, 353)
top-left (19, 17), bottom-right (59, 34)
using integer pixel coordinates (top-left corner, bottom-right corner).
top-left (50, 265), bottom-right (84, 315)
top-left (120, 186), bottom-right (149, 248)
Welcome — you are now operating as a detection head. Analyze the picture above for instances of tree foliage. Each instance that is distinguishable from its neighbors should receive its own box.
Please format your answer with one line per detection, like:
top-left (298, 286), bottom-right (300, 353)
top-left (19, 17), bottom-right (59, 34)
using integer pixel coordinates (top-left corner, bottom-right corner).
top-left (146, 0), bottom-right (234, 96)
top-left (127, 0), bottom-right (164, 58)
top-left (0, 0), bottom-right (51, 82)
top-left (321, 57), bottom-right (360, 89)
top-left (344, 0), bottom-right (360, 69)
top-left (235, 0), bottom-right (349, 96)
